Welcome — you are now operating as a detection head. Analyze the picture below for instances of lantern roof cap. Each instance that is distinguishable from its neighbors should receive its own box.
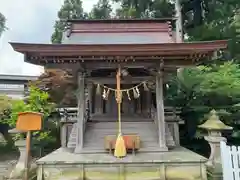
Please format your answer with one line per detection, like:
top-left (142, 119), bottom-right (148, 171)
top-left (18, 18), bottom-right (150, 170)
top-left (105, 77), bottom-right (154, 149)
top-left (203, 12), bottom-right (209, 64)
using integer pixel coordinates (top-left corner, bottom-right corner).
top-left (198, 110), bottom-right (232, 130)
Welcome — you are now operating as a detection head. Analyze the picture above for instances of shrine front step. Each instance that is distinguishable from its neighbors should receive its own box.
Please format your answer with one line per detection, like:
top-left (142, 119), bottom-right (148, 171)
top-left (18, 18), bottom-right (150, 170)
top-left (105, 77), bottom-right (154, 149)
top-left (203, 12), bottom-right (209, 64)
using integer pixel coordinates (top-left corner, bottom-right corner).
top-left (36, 147), bottom-right (208, 180)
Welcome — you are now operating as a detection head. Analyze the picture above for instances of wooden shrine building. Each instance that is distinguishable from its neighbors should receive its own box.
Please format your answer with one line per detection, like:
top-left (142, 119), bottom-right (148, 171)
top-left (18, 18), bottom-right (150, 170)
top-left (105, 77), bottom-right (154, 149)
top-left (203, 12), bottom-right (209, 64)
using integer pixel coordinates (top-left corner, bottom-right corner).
top-left (10, 19), bottom-right (227, 180)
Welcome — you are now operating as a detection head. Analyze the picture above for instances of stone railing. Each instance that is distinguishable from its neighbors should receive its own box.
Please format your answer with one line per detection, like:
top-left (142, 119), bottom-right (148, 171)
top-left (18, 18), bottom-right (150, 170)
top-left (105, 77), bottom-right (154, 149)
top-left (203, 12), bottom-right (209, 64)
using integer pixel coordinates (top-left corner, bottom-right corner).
top-left (150, 106), bottom-right (181, 148)
top-left (58, 107), bottom-right (89, 149)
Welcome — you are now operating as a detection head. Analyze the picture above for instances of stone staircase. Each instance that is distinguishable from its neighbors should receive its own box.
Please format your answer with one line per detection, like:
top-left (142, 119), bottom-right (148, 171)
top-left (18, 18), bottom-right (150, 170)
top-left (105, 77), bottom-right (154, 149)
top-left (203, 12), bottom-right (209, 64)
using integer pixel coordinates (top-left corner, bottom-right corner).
top-left (67, 113), bottom-right (176, 152)
top-left (83, 120), bottom-right (159, 152)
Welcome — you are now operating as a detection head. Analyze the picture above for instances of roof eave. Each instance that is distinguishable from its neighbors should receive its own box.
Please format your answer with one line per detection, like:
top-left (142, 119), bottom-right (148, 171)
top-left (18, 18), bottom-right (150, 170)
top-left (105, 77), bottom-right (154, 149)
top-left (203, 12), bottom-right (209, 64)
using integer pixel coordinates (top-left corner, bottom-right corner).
top-left (10, 40), bottom-right (228, 55)
top-left (66, 18), bottom-right (176, 24)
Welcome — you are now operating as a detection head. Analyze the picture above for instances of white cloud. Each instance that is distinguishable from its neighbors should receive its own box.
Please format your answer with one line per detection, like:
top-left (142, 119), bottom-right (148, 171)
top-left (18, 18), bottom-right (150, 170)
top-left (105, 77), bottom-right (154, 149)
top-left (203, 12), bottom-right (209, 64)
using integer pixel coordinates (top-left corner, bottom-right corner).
top-left (0, 0), bottom-right (98, 76)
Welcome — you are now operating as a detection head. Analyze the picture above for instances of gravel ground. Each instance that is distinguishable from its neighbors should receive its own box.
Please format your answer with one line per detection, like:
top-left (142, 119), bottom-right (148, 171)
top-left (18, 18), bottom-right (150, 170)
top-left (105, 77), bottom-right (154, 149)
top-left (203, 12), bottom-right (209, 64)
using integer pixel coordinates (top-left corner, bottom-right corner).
top-left (0, 154), bottom-right (18, 180)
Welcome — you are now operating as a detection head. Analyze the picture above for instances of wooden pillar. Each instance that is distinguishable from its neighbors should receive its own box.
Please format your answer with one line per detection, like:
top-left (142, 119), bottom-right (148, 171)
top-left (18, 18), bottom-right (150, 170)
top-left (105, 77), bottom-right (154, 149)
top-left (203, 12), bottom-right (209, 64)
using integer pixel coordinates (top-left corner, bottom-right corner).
top-left (94, 86), bottom-right (103, 114)
top-left (87, 83), bottom-right (93, 116)
top-left (105, 84), bottom-right (112, 114)
top-left (155, 69), bottom-right (168, 151)
top-left (74, 72), bottom-right (85, 153)
top-left (136, 97), bottom-right (141, 114)
top-left (143, 90), bottom-right (151, 117)
top-left (106, 96), bottom-right (111, 114)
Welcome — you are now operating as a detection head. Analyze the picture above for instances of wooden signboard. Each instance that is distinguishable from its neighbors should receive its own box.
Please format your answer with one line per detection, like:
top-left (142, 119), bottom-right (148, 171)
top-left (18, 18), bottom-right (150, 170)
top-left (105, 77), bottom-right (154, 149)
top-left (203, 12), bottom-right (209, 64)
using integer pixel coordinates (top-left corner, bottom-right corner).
top-left (16, 112), bottom-right (42, 131)
top-left (16, 111), bottom-right (43, 180)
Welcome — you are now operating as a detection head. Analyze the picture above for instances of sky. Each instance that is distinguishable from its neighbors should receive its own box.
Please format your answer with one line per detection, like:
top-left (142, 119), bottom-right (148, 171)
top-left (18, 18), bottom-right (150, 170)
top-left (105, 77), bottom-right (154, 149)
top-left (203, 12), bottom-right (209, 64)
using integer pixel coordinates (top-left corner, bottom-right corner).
top-left (0, 0), bottom-right (98, 76)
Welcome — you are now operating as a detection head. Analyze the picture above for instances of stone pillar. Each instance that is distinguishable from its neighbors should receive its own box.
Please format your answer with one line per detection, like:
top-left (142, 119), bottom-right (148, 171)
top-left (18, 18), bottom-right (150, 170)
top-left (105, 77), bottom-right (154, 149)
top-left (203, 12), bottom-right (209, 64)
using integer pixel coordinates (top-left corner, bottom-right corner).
top-left (205, 133), bottom-right (226, 167)
top-left (155, 70), bottom-right (168, 151)
top-left (74, 72), bottom-right (85, 153)
top-left (204, 133), bottom-right (227, 180)
top-left (173, 121), bottom-right (180, 146)
top-left (60, 120), bottom-right (67, 149)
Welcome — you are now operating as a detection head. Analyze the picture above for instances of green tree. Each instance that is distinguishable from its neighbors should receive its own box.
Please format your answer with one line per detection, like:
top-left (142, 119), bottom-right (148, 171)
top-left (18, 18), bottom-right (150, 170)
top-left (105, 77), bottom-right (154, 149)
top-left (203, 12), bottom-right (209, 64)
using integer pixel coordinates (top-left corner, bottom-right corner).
top-left (0, 95), bottom-right (12, 117)
top-left (51, 0), bottom-right (88, 43)
top-left (0, 12), bottom-right (6, 36)
top-left (199, 62), bottom-right (240, 97)
top-left (182, 0), bottom-right (240, 59)
top-left (4, 86), bottom-right (55, 142)
top-left (89, 0), bottom-right (112, 19)
top-left (169, 62), bottom-right (240, 137)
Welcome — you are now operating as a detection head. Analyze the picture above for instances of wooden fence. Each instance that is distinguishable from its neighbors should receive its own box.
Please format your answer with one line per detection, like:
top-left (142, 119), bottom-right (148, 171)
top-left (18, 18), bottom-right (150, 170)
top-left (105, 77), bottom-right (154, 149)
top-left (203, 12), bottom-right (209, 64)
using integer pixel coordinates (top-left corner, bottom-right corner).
top-left (220, 141), bottom-right (240, 180)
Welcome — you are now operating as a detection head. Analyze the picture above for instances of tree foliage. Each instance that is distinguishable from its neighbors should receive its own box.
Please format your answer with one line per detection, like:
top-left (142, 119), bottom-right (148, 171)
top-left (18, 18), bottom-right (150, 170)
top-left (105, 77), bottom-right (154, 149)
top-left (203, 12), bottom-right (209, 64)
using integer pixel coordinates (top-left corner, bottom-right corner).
top-left (4, 86), bottom-right (55, 127)
top-left (199, 62), bottom-right (240, 97)
top-left (0, 95), bottom-right (12, 117)
top-left (32, 69), bottom-right (77, 107)
top-left (0, 12), bottom-right (6, 37)
top-left (4, 86), bottom-right (55, 142)
top-left (51, 0), bottom-right (88, 43)
top-left (184, 0), bottom-right (240, 59)
top-left (113, 0), bottom-right (173, 18)
top-left (112, 0), bottom-right (240, 58)
top-left (89, 0), bottom-right (112, 19)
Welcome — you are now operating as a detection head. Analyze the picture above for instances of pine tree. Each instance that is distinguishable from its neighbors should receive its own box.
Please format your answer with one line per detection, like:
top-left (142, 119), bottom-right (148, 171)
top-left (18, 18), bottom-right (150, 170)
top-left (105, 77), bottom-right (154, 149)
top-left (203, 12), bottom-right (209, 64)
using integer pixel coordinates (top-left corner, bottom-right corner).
top-left (51, 0), bottom-right (88, 43)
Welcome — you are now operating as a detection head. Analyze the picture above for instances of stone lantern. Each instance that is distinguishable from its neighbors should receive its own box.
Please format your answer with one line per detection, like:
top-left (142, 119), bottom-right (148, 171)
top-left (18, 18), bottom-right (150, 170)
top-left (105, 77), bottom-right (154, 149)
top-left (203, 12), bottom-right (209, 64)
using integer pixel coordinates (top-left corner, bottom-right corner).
top-left (8, 128), bottom-right (36, 179)
top-left (198, 109), bottom-right (232, 179)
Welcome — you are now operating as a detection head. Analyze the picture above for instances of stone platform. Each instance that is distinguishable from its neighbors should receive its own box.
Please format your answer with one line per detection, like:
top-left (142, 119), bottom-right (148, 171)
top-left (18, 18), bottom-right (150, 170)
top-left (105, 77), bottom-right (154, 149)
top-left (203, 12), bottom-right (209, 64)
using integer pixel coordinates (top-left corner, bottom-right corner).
top-left (36, 147), bottom-right (207, 180)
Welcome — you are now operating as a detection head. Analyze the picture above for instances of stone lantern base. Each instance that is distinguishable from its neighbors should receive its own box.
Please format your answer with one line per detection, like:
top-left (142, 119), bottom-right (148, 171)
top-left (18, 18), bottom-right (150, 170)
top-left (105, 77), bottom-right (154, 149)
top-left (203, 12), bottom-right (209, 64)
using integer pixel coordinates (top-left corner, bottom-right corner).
top-left (9, 140), bottom-right (37, 179)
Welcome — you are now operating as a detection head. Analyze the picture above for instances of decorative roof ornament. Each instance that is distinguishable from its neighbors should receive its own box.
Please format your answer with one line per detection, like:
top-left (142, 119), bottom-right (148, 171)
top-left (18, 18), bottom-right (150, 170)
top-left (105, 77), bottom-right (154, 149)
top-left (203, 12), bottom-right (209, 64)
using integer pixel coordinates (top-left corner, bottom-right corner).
top-left (198, 109), bottom-right (232, 131)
